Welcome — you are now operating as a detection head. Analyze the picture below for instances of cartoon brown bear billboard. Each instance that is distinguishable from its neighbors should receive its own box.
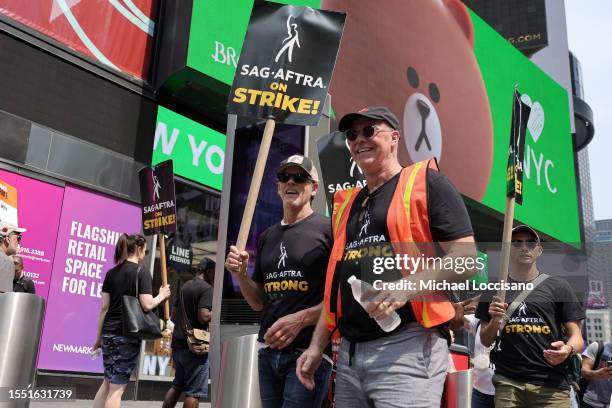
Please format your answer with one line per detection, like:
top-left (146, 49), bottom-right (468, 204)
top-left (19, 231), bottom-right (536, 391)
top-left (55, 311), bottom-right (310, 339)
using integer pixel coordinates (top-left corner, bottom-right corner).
top-left (321, 0), bottom-right (494, 200)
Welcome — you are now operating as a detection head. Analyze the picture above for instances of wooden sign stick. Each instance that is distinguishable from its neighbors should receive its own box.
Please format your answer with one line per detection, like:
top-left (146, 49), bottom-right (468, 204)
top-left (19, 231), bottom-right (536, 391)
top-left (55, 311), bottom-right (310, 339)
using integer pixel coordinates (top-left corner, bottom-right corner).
top-left (496, 195), bottom-right (516, 303)
top-left (158, 232), bottom-right (171, 322)
top-left (236, 118), bottom-right (276, 275)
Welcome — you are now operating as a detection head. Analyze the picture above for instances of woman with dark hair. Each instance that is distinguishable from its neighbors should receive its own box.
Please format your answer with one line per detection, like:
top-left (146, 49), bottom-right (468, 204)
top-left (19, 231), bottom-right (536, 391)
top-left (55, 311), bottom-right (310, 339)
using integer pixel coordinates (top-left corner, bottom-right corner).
top-left (93, 233), bottom-right (171, 408)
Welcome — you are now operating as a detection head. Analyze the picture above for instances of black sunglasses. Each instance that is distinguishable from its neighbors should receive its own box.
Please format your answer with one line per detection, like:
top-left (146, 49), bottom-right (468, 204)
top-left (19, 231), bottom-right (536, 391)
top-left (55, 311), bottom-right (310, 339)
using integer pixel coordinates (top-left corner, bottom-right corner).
top-left (9, 233), bottom-right (22, 243)
top-left (345, 124), bottom-right (390, 142)
top-left (277, 172), bottom-right (312, 184)
top-left (511, 239), bottom-right (538, 249)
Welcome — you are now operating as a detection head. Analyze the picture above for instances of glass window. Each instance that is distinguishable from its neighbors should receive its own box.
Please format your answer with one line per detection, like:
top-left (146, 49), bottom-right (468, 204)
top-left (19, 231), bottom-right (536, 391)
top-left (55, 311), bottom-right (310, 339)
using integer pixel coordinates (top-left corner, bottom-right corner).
top-left (153, 180), bottom-right (221, 310)
top-left (139, 179), bottom-right (221, 381)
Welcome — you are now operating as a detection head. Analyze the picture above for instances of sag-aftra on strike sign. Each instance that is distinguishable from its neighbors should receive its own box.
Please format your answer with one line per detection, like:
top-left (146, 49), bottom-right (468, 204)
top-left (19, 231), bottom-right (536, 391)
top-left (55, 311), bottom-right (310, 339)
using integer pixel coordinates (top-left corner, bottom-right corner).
top-left (139, 160), bottom-right (177, 236)
top-left (227, 3), bottom-right (345, 126)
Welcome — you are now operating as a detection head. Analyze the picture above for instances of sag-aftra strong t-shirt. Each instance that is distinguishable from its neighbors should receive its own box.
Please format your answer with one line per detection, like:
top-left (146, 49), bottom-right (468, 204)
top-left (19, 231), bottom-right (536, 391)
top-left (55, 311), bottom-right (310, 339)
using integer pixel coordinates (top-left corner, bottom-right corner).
top-left (252, 212), bottom-right (332, 351)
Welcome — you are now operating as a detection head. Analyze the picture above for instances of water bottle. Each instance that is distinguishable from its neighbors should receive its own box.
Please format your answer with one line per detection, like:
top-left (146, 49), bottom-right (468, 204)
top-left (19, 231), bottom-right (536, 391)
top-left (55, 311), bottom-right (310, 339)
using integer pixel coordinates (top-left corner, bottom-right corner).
top-left (90, 348), bottom-right (102, 360)
top-left (348, 275), bottom-right (401, 332)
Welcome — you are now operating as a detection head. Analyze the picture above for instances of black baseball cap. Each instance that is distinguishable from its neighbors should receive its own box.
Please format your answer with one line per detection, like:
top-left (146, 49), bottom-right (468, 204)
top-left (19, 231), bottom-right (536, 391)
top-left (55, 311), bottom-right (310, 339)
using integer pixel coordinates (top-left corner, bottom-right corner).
top-left (277, 155), bottom-right (319, 182)
top-left (338, 106), bottom-right (401, 132)
top-left (512, 225), bottom-right (540, 242)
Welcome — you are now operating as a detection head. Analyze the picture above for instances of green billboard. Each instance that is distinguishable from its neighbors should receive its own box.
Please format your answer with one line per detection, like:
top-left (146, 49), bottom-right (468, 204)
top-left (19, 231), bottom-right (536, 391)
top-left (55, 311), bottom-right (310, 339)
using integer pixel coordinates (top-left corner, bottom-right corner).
top-left (322, 1), bottom-right (579, 243)
top-left (152, 107), bottom-right (226, 190)
top-left (187, 0), bottom-right (321, 86)
top-left (470, 12), bottom-right (579, 243)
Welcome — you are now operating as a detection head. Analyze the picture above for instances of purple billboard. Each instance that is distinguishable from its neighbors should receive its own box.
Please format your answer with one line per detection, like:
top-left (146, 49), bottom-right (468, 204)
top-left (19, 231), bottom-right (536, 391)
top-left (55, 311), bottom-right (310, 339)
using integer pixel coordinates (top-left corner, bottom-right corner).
top-left (38, 185), bottom-right (141, 372)
top-left (0, 169), bottom-right (64, 301)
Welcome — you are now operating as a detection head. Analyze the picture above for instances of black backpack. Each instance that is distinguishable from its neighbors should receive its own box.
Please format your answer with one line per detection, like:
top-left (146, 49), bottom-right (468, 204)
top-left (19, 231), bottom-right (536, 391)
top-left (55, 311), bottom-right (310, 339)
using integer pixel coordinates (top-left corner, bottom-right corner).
top-left (578, 341), bottom-right (604, 402)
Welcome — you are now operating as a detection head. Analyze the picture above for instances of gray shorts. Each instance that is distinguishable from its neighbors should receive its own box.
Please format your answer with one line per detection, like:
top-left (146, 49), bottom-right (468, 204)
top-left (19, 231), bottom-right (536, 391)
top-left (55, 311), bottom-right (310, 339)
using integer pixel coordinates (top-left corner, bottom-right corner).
top-left (335, 323), bottom-right (449, 408)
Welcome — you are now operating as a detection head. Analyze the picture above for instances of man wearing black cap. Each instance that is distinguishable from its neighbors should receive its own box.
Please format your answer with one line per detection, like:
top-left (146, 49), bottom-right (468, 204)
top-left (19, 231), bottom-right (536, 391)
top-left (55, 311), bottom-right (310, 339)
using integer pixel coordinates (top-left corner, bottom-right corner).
top-left (477, 225), bottom-right (584, 407)
top-left (225, 155), bottom-right (333, 407)
top-left (296, 106), bottom-right (477, 407)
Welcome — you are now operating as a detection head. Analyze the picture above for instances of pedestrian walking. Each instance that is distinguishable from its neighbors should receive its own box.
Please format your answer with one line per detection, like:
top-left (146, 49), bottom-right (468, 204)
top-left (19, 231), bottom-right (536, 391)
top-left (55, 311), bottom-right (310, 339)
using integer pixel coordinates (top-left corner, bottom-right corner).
top-left (93, 233), bottom-right (170, 408)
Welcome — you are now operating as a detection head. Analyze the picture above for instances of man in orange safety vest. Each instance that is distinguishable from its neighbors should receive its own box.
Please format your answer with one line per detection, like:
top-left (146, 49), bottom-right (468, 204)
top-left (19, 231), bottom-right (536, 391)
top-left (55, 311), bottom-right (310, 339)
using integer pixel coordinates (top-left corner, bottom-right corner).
top-left (296, 106), bottom-right (478, 407)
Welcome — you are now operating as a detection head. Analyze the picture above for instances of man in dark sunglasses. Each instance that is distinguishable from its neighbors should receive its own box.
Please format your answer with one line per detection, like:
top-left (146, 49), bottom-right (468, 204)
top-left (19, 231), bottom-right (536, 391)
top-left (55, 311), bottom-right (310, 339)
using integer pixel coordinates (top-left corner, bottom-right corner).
top-left (297, 106), bottom-right (478, 407)
top-left (477, 225), bottom-right (584, 407)
top-left (225, 155), bottom-right (333, 407)
top-left (0, 221), bottom-right (26, 293)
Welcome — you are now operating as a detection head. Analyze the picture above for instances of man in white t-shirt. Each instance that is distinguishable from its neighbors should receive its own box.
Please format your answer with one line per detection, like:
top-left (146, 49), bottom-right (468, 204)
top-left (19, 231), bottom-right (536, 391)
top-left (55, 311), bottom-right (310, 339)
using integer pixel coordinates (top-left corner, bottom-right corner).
top-left (465, 314), bottom-right (495, 408)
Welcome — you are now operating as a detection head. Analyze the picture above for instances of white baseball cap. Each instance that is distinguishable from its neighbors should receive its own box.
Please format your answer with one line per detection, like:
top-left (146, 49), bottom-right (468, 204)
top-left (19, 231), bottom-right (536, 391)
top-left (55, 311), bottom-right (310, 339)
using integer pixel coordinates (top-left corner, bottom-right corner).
top-left (0, 221), bottom-right (26, 237)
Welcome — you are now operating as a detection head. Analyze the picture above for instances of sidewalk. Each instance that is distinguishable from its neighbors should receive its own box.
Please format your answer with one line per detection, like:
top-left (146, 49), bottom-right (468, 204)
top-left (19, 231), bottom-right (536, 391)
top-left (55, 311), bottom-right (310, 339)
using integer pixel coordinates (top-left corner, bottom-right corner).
top-left (30, 401), bottom-right (211, 407)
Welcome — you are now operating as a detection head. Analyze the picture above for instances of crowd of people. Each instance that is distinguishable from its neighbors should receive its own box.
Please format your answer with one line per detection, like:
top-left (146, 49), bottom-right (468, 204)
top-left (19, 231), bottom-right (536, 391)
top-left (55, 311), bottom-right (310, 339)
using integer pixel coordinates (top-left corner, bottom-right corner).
top-left (225, 106), bottom-right (593, 408)
top-left (1, 105), bottom-right (604, 408)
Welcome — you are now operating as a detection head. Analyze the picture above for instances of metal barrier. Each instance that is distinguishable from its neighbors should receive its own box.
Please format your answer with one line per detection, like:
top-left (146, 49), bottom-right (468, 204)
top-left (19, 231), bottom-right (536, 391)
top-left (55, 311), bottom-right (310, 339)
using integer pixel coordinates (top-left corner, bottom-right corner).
top-left (216, 333), bottom-right (261, 408)
top-left (0, 293), bottom-right (45, 408)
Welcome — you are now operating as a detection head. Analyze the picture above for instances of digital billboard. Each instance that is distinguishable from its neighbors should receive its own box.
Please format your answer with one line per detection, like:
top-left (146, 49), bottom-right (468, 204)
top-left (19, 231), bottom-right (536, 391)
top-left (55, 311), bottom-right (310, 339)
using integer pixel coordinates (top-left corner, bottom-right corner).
top-left (0, 169), bottom-right (64, 301)
top-left (463, 0), bottom-right (548, 54)
top-left (320, 0), bottom-right (579, 243)
top-left (38, 185), bottom-right (141, 372)
top-left (0, 0), bottom-right (157, 79)
top-left (186, 0), bottom-right (320, 86)
top-left (152, 106), bottom-right (226, 191)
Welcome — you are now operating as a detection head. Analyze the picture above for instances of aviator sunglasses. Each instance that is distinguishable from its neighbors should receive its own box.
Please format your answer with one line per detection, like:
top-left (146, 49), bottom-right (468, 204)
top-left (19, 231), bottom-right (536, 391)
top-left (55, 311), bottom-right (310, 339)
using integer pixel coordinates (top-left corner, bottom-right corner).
top-left (345, 124), bottom-right (391, 142)
top-left (277, 172), bottom-right (312, 184)
top-left (511, 239), bottom-right (539, 249)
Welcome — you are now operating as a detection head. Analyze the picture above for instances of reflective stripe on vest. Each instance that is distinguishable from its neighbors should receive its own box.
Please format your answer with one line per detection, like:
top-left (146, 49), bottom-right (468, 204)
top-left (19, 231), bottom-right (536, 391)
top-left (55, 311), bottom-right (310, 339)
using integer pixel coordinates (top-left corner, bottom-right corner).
top-left (323, 159), bottom-right (454, 337)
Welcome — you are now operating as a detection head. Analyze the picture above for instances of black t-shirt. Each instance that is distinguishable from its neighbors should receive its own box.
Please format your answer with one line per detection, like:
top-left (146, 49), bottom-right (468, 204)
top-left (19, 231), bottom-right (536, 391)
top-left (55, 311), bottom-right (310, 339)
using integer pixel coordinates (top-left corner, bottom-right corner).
top-left (252, 212), bottom-right (332, 351)
top-left (102, 262), bottom-right (153, 335)
top-left (172, 277), bottom-right (213, 349)
top-left (335, 170), bottom-right (474, 342)
top-left (13, 276), bottom-right (36, 294)
top-left (475, 275), bottom-right (585, 389)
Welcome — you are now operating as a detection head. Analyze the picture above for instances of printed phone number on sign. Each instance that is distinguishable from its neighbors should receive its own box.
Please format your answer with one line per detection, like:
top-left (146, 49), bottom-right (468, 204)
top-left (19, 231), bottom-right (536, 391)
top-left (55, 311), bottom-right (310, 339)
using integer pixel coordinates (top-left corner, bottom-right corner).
top-left (19, 246), bottom-right (45, 257)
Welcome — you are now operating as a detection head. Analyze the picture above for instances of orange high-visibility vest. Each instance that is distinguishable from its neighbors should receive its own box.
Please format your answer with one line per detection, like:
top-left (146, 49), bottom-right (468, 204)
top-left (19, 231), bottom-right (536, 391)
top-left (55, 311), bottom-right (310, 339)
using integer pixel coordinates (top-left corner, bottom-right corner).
top-left (323, 159), bottom-right (455, 339)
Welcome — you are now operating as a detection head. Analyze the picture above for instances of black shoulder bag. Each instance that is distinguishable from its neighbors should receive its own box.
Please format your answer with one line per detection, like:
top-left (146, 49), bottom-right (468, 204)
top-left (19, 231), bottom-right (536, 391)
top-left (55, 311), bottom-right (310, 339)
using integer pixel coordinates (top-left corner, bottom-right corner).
top-left (180, 284), bottom-right (209, 355)
top-left (122, 266), bottom-right (162, 340)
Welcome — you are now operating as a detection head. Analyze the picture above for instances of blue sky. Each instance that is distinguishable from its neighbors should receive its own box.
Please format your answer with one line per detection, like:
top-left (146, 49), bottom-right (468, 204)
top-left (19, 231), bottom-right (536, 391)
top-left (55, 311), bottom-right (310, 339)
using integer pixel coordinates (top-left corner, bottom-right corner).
top-left (565, 0), bottom-right (612, 220)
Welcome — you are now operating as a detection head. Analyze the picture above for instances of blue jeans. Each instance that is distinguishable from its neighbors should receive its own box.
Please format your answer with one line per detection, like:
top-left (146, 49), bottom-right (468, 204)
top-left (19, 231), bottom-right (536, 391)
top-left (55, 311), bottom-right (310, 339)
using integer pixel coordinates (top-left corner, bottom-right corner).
top-left (258, 347), bottom-right (331, 408)
top-left (472, 388), bottom-right (495, 408)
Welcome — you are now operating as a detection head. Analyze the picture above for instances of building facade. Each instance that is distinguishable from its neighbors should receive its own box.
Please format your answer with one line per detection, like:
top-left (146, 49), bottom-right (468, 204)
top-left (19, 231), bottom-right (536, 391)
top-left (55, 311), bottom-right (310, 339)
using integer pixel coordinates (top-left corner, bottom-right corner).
top-left (585, 309), bottom-right (611, 344)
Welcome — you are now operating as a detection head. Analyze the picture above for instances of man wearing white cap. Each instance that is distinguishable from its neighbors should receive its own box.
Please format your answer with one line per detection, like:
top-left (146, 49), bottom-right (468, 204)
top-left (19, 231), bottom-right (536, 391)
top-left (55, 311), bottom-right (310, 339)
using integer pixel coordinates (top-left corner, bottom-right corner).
top-left (477, 225), bottom-right (584, 407)
top-left (0, 221), bottom-right (26, 293)
top-left (225, 155), bottom-right (333, 408)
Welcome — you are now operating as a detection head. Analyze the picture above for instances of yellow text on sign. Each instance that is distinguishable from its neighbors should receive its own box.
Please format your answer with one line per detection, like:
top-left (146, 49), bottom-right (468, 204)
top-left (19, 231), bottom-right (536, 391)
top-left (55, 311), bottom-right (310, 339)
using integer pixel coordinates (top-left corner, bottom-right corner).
top-left (233, 87), bottom-right (321, 115)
